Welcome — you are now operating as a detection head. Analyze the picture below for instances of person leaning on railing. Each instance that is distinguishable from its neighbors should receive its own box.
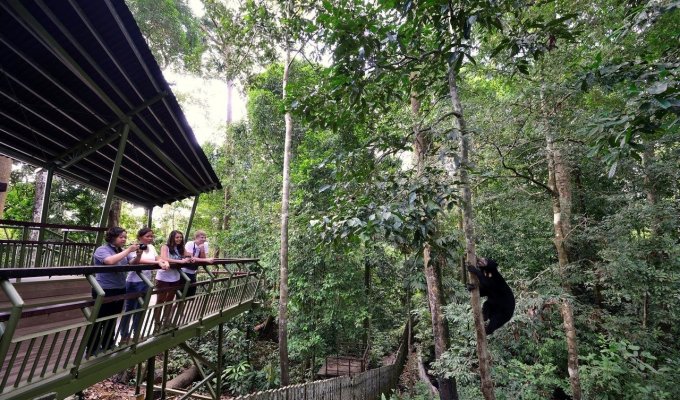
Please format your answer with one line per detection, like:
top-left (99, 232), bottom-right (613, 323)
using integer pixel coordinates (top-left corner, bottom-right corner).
top-left (86, 226), bottom-right (140, 356)
top-left (183, 230), bottom-right (214, 297)
top-left (118, 227), bottom-right (169, 344)
top-left (156, 230), bottom-right (193, 327)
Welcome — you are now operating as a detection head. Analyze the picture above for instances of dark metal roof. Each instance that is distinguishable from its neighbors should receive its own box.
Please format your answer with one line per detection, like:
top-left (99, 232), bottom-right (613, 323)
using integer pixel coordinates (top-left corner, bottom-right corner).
top-left (0, 0), bottom-right (221, 207)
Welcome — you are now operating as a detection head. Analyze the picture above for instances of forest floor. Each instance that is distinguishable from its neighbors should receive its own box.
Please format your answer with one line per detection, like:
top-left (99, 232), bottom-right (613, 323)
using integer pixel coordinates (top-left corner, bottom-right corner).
top-left (64, 379), bottom-right (236, 399)
top-left (392, 349), bottom-right (437, 400)
top-left (68, 348), bottom-right (425, 399)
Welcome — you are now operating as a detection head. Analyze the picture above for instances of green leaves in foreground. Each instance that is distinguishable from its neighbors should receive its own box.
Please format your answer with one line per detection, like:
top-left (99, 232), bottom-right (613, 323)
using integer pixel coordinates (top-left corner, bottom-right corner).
top-left (311, 166), bottom-right (460, 256)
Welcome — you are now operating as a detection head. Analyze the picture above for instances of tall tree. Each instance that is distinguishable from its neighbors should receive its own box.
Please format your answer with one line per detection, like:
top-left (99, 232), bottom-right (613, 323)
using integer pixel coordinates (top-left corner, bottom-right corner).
top-left (542, 85), bottom-right (581, 399)
top-left (0, 156), bottom-right (12, 219)
top-left (198, 0), bottom-right (277, 231)
top-left (449, 65), bottom-right (495, 399)
top-left (278, 24), bottom-right (294, 387)
top-left (107, 199), bottom-right (122, 228)
top-left (413, 89), bottom-right (458, 399)
top-left (126, 0), bottom-right (203, 72)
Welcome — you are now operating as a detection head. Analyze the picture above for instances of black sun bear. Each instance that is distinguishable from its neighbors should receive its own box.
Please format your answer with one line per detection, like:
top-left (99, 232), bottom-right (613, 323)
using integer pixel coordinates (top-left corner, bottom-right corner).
top-left (467, 257), bottom-right (515, 335)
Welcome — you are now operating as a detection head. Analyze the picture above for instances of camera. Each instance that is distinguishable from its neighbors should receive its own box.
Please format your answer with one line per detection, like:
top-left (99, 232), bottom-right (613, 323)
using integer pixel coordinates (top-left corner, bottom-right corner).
top-left (138, 243), bottom-right (148, 250)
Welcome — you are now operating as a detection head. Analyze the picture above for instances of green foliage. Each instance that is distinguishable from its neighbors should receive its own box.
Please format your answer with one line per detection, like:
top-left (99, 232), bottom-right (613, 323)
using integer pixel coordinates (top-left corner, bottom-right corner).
top-left (580, 3), bottom-right (680, 174)
top-left (3, 164), bottom-right (35, 224)
top-left (383, 381), bottom-right (437, 400)
top-left (126, 0), bottom-right (204, 71)
top-left (580, 336), bottom-right (678, 399)
top-left (31, 0), bottom-right (676, 396)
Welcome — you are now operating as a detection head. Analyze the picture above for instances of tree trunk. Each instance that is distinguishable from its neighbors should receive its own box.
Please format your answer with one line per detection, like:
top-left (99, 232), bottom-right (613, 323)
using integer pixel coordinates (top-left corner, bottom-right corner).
top-left (554, 147), bottom-right (572, 238)
top-left (423, 245), bottom-right (457, 400)
top-left (449, 66), bottom-right (495, 400)
top-left (278, 36), bottom-right (293, 387)
top-left (642, 144), bottom-right (660, 329)
top-left (220, 77), bottom-right (236, 231)
top-left (642, 145), bottom-right (661, 236)
top-left (0, 156), bottom-right (12, 219)
top-left (412, 87), bottom-right (458, 400)
top-left (222, 185), bottom-right (231, 231)
top-left (363, 259), bottom-right (370, 350)
top-left (107, 198), bottom-right (122, 228)
top-left (543, 87), bottom-right (581, 400)
top-left (165, 365), bottom-right (200, 390)
top-left (226, 79), bottom-right (234, 125)
top-left (561, 299), bottom-right (581, 399)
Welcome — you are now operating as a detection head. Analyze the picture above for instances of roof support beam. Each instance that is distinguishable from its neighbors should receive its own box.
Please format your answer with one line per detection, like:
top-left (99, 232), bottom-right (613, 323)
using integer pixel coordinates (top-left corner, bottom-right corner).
top-left (50, 90), bottom-right (169, 168)
top-left (6, 0), bottom-right (199, 195)
top-left (51, 124), bottom-right (121, 169)
top-left (96, 124), bottom-right (129, 244)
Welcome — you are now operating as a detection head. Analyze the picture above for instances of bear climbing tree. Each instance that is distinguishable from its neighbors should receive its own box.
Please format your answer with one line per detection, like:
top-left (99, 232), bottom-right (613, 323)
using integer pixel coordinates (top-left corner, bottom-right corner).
top-left (467, 258), bottom-right (516, 335)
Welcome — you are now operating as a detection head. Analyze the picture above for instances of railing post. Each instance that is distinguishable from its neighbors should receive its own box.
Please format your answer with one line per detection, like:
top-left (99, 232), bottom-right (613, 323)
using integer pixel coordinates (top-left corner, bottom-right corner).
top-left (58, 230), bottom-right (68, 266)
top-left (0, 279), bottom-right (24, 369)
top-left (197, 267), bottom-right (217, 324)
top-left (134, 271), bottom-right (155, 342)
top-left (73, 274), bottom-right (104, 370)
top-left (171, 270), bottom-right (191, 328)
top-left (18, 226), bottom-right (29, 269)
top-left (218, 272), bottom-right (234, 314)
top-left (236, 273), bottom-right (251, 305)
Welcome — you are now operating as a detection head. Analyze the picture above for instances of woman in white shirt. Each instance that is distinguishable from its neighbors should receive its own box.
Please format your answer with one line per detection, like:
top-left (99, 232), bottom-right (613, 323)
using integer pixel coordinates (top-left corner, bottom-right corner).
top-left (156, 230), bottom-right (192, 326)
top-left (119, 227), bottom-right (168, 343)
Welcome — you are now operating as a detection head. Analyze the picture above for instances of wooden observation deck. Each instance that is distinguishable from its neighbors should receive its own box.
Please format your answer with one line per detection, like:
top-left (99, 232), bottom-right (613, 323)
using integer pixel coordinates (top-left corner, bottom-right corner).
top-left (0, 257), bottom-right (261, 399)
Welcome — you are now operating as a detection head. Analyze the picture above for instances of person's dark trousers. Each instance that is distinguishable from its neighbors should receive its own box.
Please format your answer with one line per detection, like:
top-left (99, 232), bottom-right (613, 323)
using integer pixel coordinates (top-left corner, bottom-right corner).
top-left (187, 273), bottom-right (197, 297)
top-left (119, 281), bottom-right (149, 340)
top-left (86, 288), bottom-right (125, 357)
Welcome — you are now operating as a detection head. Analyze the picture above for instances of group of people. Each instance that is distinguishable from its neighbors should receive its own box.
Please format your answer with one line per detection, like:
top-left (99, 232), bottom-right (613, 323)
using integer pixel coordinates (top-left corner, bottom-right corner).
top-left (87, 226), bottom-right (213, 354)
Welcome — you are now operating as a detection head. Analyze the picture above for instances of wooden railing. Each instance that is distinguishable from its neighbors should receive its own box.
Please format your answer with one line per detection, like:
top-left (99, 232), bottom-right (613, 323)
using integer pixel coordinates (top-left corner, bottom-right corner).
top-left (319, 341), bottom-right (371, 377)
top-left (0, 219), bottom-right (106, 269)
top-left (236, 319), bottom-right (412, 400)
top-left (0, 259), bottom-right (261, 397)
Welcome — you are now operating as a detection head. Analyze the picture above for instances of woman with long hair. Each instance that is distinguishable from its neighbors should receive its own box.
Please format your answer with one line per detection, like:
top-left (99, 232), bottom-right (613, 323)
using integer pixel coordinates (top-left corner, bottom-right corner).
top-left (156, 230), bottom-right (192, 326)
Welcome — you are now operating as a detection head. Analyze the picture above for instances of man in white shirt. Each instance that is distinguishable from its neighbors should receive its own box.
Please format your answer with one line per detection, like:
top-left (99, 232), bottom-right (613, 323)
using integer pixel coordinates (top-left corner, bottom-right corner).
top-left (183, 230), bottom-right (213, 296)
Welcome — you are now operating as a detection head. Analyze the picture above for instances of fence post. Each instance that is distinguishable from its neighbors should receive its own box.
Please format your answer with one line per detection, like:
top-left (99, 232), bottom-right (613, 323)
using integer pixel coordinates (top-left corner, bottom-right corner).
top-left (378, 366), bottom-right (381, 399)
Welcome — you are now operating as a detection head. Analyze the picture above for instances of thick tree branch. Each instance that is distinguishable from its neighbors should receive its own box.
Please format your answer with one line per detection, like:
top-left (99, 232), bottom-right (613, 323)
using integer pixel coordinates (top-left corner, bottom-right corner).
top-left (494, 144), bottom-right (556, 196)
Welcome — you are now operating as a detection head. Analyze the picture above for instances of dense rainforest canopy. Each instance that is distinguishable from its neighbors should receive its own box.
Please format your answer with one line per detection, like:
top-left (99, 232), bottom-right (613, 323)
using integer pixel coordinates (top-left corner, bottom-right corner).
top-left (2, 0), bottom-right (678, 399)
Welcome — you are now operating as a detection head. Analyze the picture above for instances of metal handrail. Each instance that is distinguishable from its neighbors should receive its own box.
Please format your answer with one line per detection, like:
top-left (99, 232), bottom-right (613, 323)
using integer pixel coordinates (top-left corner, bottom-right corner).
top-left (0, 219), bottom-right (108, 232)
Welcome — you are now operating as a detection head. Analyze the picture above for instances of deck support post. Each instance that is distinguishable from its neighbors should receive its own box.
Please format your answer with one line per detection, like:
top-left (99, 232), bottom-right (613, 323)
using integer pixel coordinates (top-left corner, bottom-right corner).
top-left (96, 123), bottom-right (129, 244)
top-left (146, 207), bottom-right (153, 229)
top-left (216, 323), bottom-right (224, 399)
top-left (145, 356), bottom-right (155, 400)
top-left (162, 349), bottom-right (169, 399)
top-left (34, 166), bottom-right (54, 268)
top-left (185, 194), bottom-right (200, 240)
top-left (135, 362), bottom-right (143, 397)
top-left (73, 275), bottom-right (104, 368)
